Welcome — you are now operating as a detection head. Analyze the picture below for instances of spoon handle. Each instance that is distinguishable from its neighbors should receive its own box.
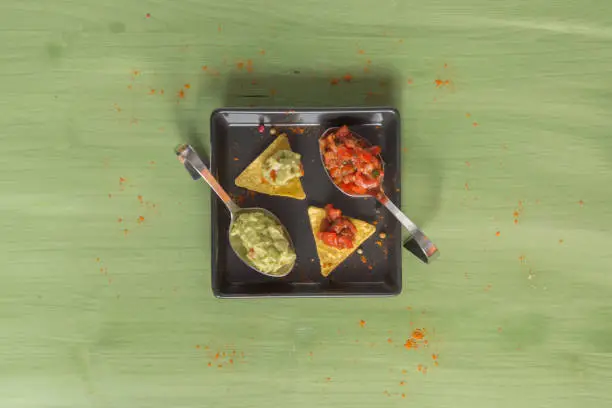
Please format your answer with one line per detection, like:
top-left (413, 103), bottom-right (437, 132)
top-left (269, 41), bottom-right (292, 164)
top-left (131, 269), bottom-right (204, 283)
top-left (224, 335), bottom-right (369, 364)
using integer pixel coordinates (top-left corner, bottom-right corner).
top-left (381, 197), bottom-right (439, 264)
top-left (175, 144), bottom-right (240, 214)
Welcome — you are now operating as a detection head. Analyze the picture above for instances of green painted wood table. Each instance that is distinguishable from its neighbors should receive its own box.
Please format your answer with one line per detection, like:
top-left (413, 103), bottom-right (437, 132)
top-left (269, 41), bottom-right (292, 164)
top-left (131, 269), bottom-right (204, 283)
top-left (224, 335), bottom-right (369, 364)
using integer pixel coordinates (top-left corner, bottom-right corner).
top-left (2, 0), bottom-right (612, 407)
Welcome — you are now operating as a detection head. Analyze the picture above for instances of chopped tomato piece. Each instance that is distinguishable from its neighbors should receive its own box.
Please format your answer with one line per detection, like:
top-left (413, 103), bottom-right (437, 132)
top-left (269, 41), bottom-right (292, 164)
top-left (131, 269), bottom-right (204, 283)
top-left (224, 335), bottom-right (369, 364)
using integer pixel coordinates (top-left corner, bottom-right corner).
top-left (270, 170), bottom-right (277, 181)
top-left (318, 204), bottom-right (356, 249)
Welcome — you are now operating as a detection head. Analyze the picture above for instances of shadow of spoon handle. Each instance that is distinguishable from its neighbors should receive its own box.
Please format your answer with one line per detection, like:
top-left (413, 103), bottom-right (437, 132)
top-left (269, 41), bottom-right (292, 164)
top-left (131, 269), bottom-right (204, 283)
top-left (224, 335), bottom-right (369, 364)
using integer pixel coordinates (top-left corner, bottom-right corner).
top-left (382, 198), bottom-right (439, 264)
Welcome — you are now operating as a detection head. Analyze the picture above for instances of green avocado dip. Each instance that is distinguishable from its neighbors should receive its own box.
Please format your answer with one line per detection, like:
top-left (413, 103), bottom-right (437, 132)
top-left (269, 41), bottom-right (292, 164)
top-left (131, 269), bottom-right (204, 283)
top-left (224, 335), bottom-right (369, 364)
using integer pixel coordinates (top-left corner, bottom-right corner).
top-left (229, 211), bottom-right (296, 275)
top-left (262, 150), bottom-right (303, 186)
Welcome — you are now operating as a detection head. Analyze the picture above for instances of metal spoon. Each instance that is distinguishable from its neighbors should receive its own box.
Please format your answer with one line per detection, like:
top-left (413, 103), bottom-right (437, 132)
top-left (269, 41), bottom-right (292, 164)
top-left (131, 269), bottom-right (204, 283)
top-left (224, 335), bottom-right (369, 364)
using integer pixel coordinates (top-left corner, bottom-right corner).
top-left (175, 144), bottom-right (296, 277)
top-left (319, 127), bottom-right (439, 263)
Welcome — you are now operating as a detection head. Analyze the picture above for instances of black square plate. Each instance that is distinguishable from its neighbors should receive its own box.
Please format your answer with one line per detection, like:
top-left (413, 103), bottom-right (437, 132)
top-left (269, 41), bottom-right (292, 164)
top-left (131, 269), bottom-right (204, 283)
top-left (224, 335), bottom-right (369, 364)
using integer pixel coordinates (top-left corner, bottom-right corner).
top-left (210, 108), bottom-right (402, 297)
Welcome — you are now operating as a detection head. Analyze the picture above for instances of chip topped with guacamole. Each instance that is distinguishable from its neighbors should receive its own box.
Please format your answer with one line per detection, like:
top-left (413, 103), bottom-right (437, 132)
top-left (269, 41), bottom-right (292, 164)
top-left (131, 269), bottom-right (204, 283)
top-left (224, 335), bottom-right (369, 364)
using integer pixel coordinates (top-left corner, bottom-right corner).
top-left (229, 211), bottom-right (296, 276)
top-left (262, 150), bottom-right (303, 185)
top-left (235, 134), bottom-right (306, 200)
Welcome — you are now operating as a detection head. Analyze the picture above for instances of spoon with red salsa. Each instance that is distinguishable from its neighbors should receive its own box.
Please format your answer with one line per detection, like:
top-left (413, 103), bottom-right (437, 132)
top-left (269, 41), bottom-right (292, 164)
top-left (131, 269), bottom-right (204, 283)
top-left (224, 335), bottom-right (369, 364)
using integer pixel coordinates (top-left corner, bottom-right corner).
top-left (319, 125), bottom-right (438, 263)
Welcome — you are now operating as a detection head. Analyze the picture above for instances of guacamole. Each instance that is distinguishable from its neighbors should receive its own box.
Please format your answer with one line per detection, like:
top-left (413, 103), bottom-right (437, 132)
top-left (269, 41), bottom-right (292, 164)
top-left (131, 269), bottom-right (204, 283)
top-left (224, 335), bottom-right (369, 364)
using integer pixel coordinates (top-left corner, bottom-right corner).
top-left (262, 150), bottom-right (303, 186)
top-left (229, 211), bottom-right (296, 275)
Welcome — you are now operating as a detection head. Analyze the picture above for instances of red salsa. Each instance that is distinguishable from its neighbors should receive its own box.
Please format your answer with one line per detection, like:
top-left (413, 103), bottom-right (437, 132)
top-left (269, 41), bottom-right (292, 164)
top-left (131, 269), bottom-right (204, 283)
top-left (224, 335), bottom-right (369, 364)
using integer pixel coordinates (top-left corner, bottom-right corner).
top-left (318, 204), bottom-right (357, 249)
top-left (320, 125), bottom-right (384, 196)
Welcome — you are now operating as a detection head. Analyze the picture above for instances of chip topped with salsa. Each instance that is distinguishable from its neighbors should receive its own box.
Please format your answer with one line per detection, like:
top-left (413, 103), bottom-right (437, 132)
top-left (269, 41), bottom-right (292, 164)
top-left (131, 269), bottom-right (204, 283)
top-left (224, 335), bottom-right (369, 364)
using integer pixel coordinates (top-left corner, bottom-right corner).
top-left (320, 125), bottom-right (384, 197)
top-left (308, 204), bottom-right (376, 277)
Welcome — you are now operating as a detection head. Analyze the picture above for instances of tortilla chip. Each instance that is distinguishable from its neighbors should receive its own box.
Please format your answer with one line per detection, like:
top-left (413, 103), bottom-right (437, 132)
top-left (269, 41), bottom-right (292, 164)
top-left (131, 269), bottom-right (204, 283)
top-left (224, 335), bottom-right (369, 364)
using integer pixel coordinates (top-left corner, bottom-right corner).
top-left (235, 134), bottom-right (306, 200)
top-left (307, 206), bottom-right (376, 277)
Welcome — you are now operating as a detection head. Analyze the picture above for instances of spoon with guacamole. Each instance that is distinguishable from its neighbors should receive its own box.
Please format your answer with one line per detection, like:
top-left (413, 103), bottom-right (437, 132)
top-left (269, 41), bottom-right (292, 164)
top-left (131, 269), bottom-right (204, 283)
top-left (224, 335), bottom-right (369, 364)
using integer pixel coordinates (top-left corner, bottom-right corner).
top-left (175, 144), bottom-right (296, 277)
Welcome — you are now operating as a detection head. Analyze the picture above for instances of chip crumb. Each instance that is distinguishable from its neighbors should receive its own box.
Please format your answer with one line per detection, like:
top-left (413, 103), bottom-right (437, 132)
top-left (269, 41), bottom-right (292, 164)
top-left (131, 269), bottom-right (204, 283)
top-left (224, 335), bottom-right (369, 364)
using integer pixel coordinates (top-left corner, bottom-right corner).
top-left (270, 127), bottom-right (277, 136)
top-left (357, 248), bottom-right (363, 255)
top-left (379, 232), bottom-right (386, 239)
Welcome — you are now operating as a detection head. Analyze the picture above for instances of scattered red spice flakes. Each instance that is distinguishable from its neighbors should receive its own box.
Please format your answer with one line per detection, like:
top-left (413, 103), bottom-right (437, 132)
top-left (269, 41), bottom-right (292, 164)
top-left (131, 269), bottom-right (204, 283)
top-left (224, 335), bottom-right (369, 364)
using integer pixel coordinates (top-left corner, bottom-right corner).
top-left (117, 217), bottom-right (123, 223)
top-left (464, 182), bottom-right (469, 190)
top-left (359, 319), bottom-right (366, 327)
top-left (137, 216), bottom-right (145, 224)
top-left (358, 49), bottom-right (365, 54)
top-left (258, 124), bottom-right (265, 133)
top-left (404, 339), bottom-right (416, 349)
top-left (207, 362), bottom-right (212, 367)
top-left (127, 84), bottom-right (133, 90)
top-left (145, 13), bottom-right (151, 18)
top-left (434, 79), bottom-right (443, 87)
top-left (411, 329), bottom-right (425, 340)
top-left (578, 199), bottom-right (584, 206)
top-left (401, 369), bottom-right (407, 374)
top-left (375, 240), bottom-right (383, 247)
top-left (260, 49), bottom-right (266, 55)
top-left (137, 195), bottom-right (143, 204)
top-left (495, 231), bottom-right (501, 237)
top-left (325, 377), bottom-right (332, 382)
top-left (196, 345), bottom-right (200, 349)
top-left (330, 78), bottom-right (339, 85)
top-left (559, 239), bottom-right (564, 244)
top-left (407, 78), bottom-right (413, 85)
top-left (119, 177), bottom-right (126, 184)
top-left (360, 255), bottom-right (367, 264)
top-left (246, 59), bottom-right (253, 73)
top-left (133, 70), bottom-right (140, 77)
top-left (178, 89), bottom-right (185, 98)
top-left (387, 338), bottom-right (393, 344)
top-left (400, 381), bottom-right (406, 386)
top-left (432, 353), bottom-right (438, 360)
top-left (233, 157), bottom-right (239, 161)
top-left (113, 103), bottom-right (122, 112)
top-left (402, 393), bottom-right (406, 398)
top-left (184, 83), bottom-right (191, 89)
top-left (217, 24), bottom-right (222, 32)
top-left (236, 61), bottom-right (244, 70)
top-left (473, 122), bottom-right (479, 127)
top-left (201, 65), bottom-right (208, 71)
top-left (343, 73), bottom-right (353, 82)
top-left (214, 352), bottom-right (220, 360)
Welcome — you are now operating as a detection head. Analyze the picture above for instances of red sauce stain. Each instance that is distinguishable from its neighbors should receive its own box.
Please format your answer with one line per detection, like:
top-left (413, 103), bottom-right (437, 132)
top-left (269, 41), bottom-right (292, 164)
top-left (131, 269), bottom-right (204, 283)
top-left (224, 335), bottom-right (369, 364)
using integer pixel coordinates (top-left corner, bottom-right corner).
top-left (236, 61), bottom-right (244, 70)
top-left (330, 78), bottom-right (339, 85)
top-left (404, 339), bottom-right (416, 349)
top-left (343, 73), bottom-right (353, 82)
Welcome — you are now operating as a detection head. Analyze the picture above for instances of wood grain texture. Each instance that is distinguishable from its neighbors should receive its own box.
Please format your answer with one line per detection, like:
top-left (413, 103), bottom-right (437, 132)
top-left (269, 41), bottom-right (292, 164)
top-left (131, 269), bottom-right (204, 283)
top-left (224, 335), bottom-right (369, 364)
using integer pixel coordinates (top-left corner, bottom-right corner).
top-left (1, 0), bottom-right (612, 407)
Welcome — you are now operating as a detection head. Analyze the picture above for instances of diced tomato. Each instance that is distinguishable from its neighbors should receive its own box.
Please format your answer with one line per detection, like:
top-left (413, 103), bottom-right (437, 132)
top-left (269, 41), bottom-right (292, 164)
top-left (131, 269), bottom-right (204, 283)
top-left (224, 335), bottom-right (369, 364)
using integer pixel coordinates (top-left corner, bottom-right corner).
top-left (270, 170), bottom-right (277, 181)
top-left (337, 236), bottom-right (353, 249)
top-left (336, 125), bottom-right (350, 137)
top-left (318, 231), bottom-right (338, 248)
top-left (368, 146), bottom-right (381, 156)
top-left (325, 204), bottom-right (342, 220)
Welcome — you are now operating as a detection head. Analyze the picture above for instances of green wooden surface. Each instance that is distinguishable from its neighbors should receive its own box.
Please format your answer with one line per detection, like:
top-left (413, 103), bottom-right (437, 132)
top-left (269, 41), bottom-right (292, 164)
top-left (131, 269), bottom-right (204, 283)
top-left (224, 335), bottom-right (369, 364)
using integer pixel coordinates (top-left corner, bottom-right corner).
top-left (2, 1), bottom-right (612, 407)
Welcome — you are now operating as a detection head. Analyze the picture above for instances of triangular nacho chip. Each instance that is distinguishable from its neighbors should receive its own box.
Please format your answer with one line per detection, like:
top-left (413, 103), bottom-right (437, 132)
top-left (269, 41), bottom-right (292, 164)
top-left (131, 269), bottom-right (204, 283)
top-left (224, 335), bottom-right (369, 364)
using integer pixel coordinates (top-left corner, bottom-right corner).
top-left (307, 206), bottom-right (376, 277)
top-left (235, 134), bottom-right (306, 200)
